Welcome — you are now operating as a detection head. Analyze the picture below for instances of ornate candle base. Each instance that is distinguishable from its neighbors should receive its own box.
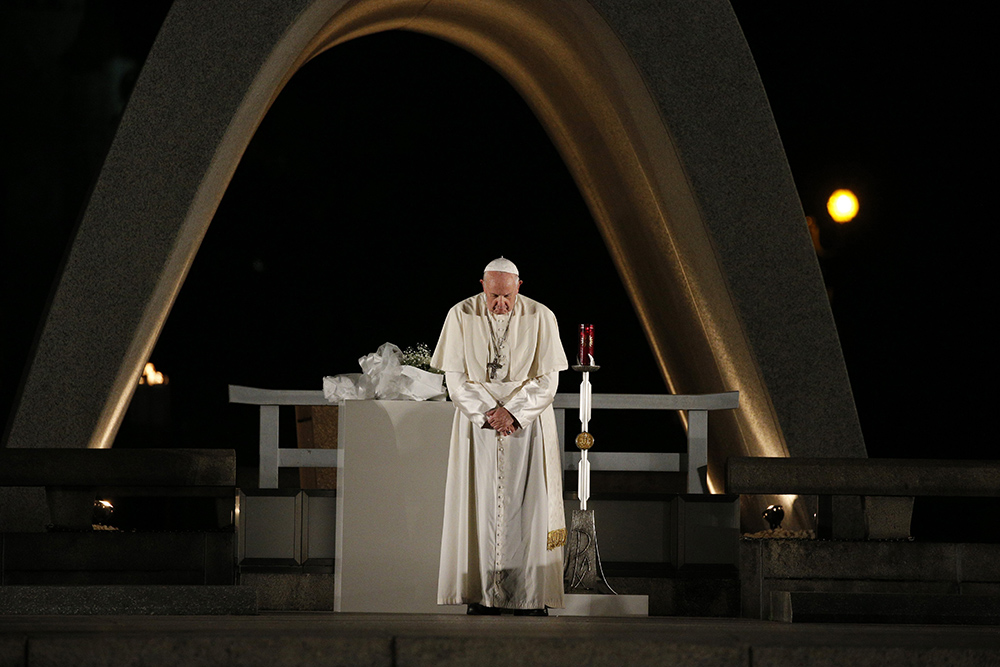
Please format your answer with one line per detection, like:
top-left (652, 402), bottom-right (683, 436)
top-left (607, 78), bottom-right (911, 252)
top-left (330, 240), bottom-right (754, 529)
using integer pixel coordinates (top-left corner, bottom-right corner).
top-left (571, 365), bottom-right (601, 372)
top-left (563, 509), bottom-right (617, 595)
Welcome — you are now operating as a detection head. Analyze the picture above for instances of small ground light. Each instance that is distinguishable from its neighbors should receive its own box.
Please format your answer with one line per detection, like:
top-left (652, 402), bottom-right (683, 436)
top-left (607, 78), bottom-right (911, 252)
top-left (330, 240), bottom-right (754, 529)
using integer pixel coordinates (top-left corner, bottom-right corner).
top-left (93, 499), bottom-right (114, 526)
top-left (827, 189), bottom-right (858, 223)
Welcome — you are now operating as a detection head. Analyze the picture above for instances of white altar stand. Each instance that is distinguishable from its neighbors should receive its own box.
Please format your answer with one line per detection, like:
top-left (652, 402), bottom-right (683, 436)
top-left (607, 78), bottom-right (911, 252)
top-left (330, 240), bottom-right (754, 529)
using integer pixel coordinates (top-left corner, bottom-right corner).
top-left (335, 399), bottom-right (463, 614)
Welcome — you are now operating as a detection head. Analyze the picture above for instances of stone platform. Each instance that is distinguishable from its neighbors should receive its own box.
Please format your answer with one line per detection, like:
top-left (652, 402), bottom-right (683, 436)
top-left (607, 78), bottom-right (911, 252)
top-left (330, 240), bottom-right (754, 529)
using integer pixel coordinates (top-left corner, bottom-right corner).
top-left (0, 613), bottom-right (997, 667)
top-left (557, 593), bottom-right (648, 616)
top-left (240, 568), bottom-right (736, 617)
top-left (0, 585), bottom-right (257, 615)
top-left (741, 538), bottom-right (1000, 624)
top-left (772, 591), bottom-right (1000, 625)
top-left (1, 532), bottom-right (235, 585)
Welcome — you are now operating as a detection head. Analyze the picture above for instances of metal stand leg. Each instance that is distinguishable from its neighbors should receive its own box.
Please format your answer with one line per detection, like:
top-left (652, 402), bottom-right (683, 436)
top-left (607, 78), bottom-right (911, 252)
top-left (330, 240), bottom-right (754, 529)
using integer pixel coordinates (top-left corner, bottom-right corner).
top-left (564, 509), bottom-right (616, 594)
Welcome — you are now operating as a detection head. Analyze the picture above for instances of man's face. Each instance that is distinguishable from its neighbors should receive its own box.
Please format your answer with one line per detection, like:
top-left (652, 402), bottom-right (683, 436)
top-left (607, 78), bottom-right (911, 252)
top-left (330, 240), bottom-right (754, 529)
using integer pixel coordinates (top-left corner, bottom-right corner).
top-left (481, 271), bottom-right (521, 315)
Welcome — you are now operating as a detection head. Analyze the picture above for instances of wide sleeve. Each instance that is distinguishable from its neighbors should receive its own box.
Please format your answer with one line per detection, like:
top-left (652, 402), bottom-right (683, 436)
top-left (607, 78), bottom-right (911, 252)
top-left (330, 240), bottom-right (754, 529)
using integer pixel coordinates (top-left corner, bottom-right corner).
top-left (503, 371), bottom-right (559, 428)
top-left (430, 305), bottom-right (467, 374)
top-left (528, 305), bottom-right (569, 378)
top-left (445, 371), bottom-right (499, 426)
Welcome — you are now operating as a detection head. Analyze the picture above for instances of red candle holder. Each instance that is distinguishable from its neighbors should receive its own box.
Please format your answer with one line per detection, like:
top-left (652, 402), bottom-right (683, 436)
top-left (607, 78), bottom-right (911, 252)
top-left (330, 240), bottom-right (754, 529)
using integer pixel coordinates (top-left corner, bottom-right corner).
top-left (575, 323), bottom-right (597, 370)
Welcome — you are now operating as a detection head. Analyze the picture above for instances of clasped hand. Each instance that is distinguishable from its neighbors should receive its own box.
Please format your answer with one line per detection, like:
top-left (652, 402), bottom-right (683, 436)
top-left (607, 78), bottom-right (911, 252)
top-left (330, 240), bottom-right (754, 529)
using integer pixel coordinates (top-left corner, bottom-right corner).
top-left (485, 406), bottom-right (519, 436)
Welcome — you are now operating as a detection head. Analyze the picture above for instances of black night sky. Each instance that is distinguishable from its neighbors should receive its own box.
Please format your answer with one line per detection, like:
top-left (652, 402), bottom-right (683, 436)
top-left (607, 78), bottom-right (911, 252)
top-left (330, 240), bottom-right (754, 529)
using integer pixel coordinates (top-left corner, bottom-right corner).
top-left (1, 1), bottom-right (994, 478)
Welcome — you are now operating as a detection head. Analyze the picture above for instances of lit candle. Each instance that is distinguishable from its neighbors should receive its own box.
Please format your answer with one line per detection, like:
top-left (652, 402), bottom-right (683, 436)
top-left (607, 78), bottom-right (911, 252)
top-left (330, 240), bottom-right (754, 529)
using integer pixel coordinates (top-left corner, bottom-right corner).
top-left (578, 324), bottom-right (595, 366)
top-left (586, 324), bottom-right (595, 365)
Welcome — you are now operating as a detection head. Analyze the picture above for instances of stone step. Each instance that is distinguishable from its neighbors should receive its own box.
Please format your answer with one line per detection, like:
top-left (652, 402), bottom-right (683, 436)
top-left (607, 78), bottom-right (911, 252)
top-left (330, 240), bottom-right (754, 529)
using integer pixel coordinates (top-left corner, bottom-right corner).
top-left (741, 539), bottom-right (1000, 620)
top-left (1, 532), bottom-right (235, 585)
top-left (1, 613), bottom-right (998, 667)
top-left (0, 585), bottom-right (257, 615)
top-left (556, 593), bottom-right (648, 616)
top-left (239, 570), bottom-right (735, 617)
top-left (744, 539), bottom-right (1000, 582)
top-left (0, 448), bottom-right (235, 487)
top-left (771, 591), bottom-right (1000, 625)
top-left (609, 574), bottom-right (738, 617)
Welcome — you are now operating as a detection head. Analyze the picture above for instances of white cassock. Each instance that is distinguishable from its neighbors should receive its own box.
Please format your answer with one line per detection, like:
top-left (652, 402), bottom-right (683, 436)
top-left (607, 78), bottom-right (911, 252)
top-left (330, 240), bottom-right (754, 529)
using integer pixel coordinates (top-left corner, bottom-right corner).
top-left (431, 293), bottom-right (568, 609)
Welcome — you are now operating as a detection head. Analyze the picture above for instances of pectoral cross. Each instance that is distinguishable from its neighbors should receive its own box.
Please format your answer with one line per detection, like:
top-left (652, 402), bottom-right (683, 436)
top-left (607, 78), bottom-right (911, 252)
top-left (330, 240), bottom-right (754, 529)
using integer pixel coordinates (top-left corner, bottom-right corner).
top-left (487, 357), bottom-right (503, 380)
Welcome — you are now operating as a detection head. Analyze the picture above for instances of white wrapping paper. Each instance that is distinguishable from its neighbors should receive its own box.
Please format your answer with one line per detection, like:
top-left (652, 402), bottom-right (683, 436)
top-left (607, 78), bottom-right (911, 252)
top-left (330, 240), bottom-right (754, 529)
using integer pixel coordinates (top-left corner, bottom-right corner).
top-left (323, 342), bottom-right (445, 402)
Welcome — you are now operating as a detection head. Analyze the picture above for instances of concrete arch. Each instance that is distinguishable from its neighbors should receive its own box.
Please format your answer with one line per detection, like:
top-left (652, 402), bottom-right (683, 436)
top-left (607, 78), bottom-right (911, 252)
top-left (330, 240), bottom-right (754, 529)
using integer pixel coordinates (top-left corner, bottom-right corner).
top-left (5, 0), bottom-right (865, 508)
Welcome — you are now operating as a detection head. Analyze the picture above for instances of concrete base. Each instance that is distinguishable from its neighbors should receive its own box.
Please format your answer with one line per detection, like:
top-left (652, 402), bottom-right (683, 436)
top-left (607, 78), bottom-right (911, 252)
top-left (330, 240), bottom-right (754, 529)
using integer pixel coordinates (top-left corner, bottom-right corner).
top-left (741, 539), bottom-right (1000, 623)
top-left (242, 572), bottom-right (337, 611)
top-left (554, 593), bottom-right (648, 617)
top-left (1, 531), bottom-right (235, 585)
top-left (772, 591), bottom-right (1000, 625)
top-left (1, 613), bottom-right (998, 667)
top-left (609, 572), bottom-right (739, 617)
top-left (0, 585), bottom-right (257, 615)
top-left (863, 496), bottom-right (914, 540)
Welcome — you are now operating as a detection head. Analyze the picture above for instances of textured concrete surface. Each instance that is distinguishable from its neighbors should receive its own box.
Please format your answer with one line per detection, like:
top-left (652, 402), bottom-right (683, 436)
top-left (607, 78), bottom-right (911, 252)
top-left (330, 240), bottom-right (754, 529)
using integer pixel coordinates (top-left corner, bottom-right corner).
top-left (0, 449), bottom-right (235, 486)
top-left (28, 635), bottom-right (390, 667)
top-left (863, 496), bottom-right (914, 539)
top-left (396, 636), bottom-right (744, 667)
top-left (752, 646), bottom-right (1000, 667)
top-left (0, 637), bottom-right (25, 667)
top-left (741, 539), bottom-right (1000, 622)
top-left (758, 540), bottom-right (963, 581)
top-left (613, 575), bottom-right (739, 617)
top-left (0, 614), bottom-right (997, 667)
top-left (773, 591), bottom-right (1000, 625)
top-left (727, 458), bottom-right (1000, 496)
top-left (962, 544), bottom-right (1000, 582)
top-left (2, 532), bottom-right (235, 585)
top-left (813, 494), bottom-right (867, 540)
top-left (243, 571), bottom-right (734, 617)
top-left (0, 586), bottom-right (257, 615)
top-left (241, 573), bottom-right (337, 611)
top-left (0, 489), bottom-right (48, 533)
top-left (7, 0), bottom-right (864, 535)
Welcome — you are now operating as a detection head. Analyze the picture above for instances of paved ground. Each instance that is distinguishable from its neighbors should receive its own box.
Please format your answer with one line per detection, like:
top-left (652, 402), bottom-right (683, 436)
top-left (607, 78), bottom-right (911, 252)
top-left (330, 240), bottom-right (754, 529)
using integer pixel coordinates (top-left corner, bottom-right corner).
top-left (1, 612), bottom-right (998, 666)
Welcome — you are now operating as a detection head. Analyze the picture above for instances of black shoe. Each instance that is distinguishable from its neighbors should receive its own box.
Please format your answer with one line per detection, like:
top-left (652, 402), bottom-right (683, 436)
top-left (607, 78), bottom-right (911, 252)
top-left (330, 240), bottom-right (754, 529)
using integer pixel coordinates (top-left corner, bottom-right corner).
top-left (467, 603), bottom-right (502, 615)
top-left (513, 608), bottom-right (548, 616)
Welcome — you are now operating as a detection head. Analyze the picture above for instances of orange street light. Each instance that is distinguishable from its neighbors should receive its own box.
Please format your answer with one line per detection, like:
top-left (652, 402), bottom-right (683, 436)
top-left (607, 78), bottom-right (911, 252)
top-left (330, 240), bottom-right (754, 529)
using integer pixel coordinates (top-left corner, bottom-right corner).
top-left (827, 189), bottom-right (859, 223)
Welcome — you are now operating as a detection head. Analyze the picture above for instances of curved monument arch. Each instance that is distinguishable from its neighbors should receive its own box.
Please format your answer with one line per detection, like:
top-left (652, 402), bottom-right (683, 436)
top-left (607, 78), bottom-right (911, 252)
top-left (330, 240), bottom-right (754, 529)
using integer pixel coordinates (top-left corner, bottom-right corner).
top-left (6, 0), bottom-right (865, 522)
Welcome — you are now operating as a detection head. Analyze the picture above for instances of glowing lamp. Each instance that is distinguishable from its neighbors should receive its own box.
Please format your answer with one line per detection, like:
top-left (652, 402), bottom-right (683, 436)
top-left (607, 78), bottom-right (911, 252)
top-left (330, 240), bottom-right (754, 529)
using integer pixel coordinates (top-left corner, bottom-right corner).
top-left (139, 362), bottom-right (168, 385)
top-left (827, 189), bottom-right (858, 223)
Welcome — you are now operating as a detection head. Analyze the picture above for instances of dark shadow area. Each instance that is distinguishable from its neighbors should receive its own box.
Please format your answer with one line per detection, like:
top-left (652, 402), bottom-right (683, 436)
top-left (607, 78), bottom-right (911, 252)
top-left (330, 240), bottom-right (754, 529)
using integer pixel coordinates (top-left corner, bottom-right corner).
top-left (731, 1), bottom-right (993, 459)
top-left (911, 497), bottom-right (1000, 544)
top-left (0, 0), bottom-right (174, 436)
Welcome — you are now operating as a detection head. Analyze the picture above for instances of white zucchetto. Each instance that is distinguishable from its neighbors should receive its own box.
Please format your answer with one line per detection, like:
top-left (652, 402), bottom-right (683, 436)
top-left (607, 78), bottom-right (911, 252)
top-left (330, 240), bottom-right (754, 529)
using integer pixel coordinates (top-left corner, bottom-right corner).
top-left (484, 257), bottom-right (519, 276)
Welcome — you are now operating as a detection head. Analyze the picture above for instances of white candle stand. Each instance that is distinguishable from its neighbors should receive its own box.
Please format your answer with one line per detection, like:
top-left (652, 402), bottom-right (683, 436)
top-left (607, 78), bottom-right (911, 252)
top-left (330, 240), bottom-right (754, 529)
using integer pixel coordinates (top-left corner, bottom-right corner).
top-left (563, 362), bottom-right (616, 595)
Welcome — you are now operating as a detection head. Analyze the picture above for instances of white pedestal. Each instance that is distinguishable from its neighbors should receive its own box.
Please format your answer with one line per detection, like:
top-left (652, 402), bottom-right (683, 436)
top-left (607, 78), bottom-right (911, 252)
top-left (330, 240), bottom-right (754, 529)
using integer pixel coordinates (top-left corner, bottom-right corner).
top-left (555, 594), bottom-right (649, 617)
top-left (334, 399), bottom-right (463, 614)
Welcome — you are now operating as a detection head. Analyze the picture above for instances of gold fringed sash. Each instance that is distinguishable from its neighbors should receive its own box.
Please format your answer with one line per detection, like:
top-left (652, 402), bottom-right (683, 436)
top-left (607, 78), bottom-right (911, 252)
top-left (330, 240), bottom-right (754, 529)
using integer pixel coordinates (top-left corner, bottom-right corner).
top-left (547, 528), bottom-right (566, 550)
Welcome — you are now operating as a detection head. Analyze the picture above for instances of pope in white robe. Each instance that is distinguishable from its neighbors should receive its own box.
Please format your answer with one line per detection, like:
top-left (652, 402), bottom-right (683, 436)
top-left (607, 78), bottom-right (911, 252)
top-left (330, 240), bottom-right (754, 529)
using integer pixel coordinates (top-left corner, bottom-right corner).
top-left (431, 258), bottom-right (568, 613)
